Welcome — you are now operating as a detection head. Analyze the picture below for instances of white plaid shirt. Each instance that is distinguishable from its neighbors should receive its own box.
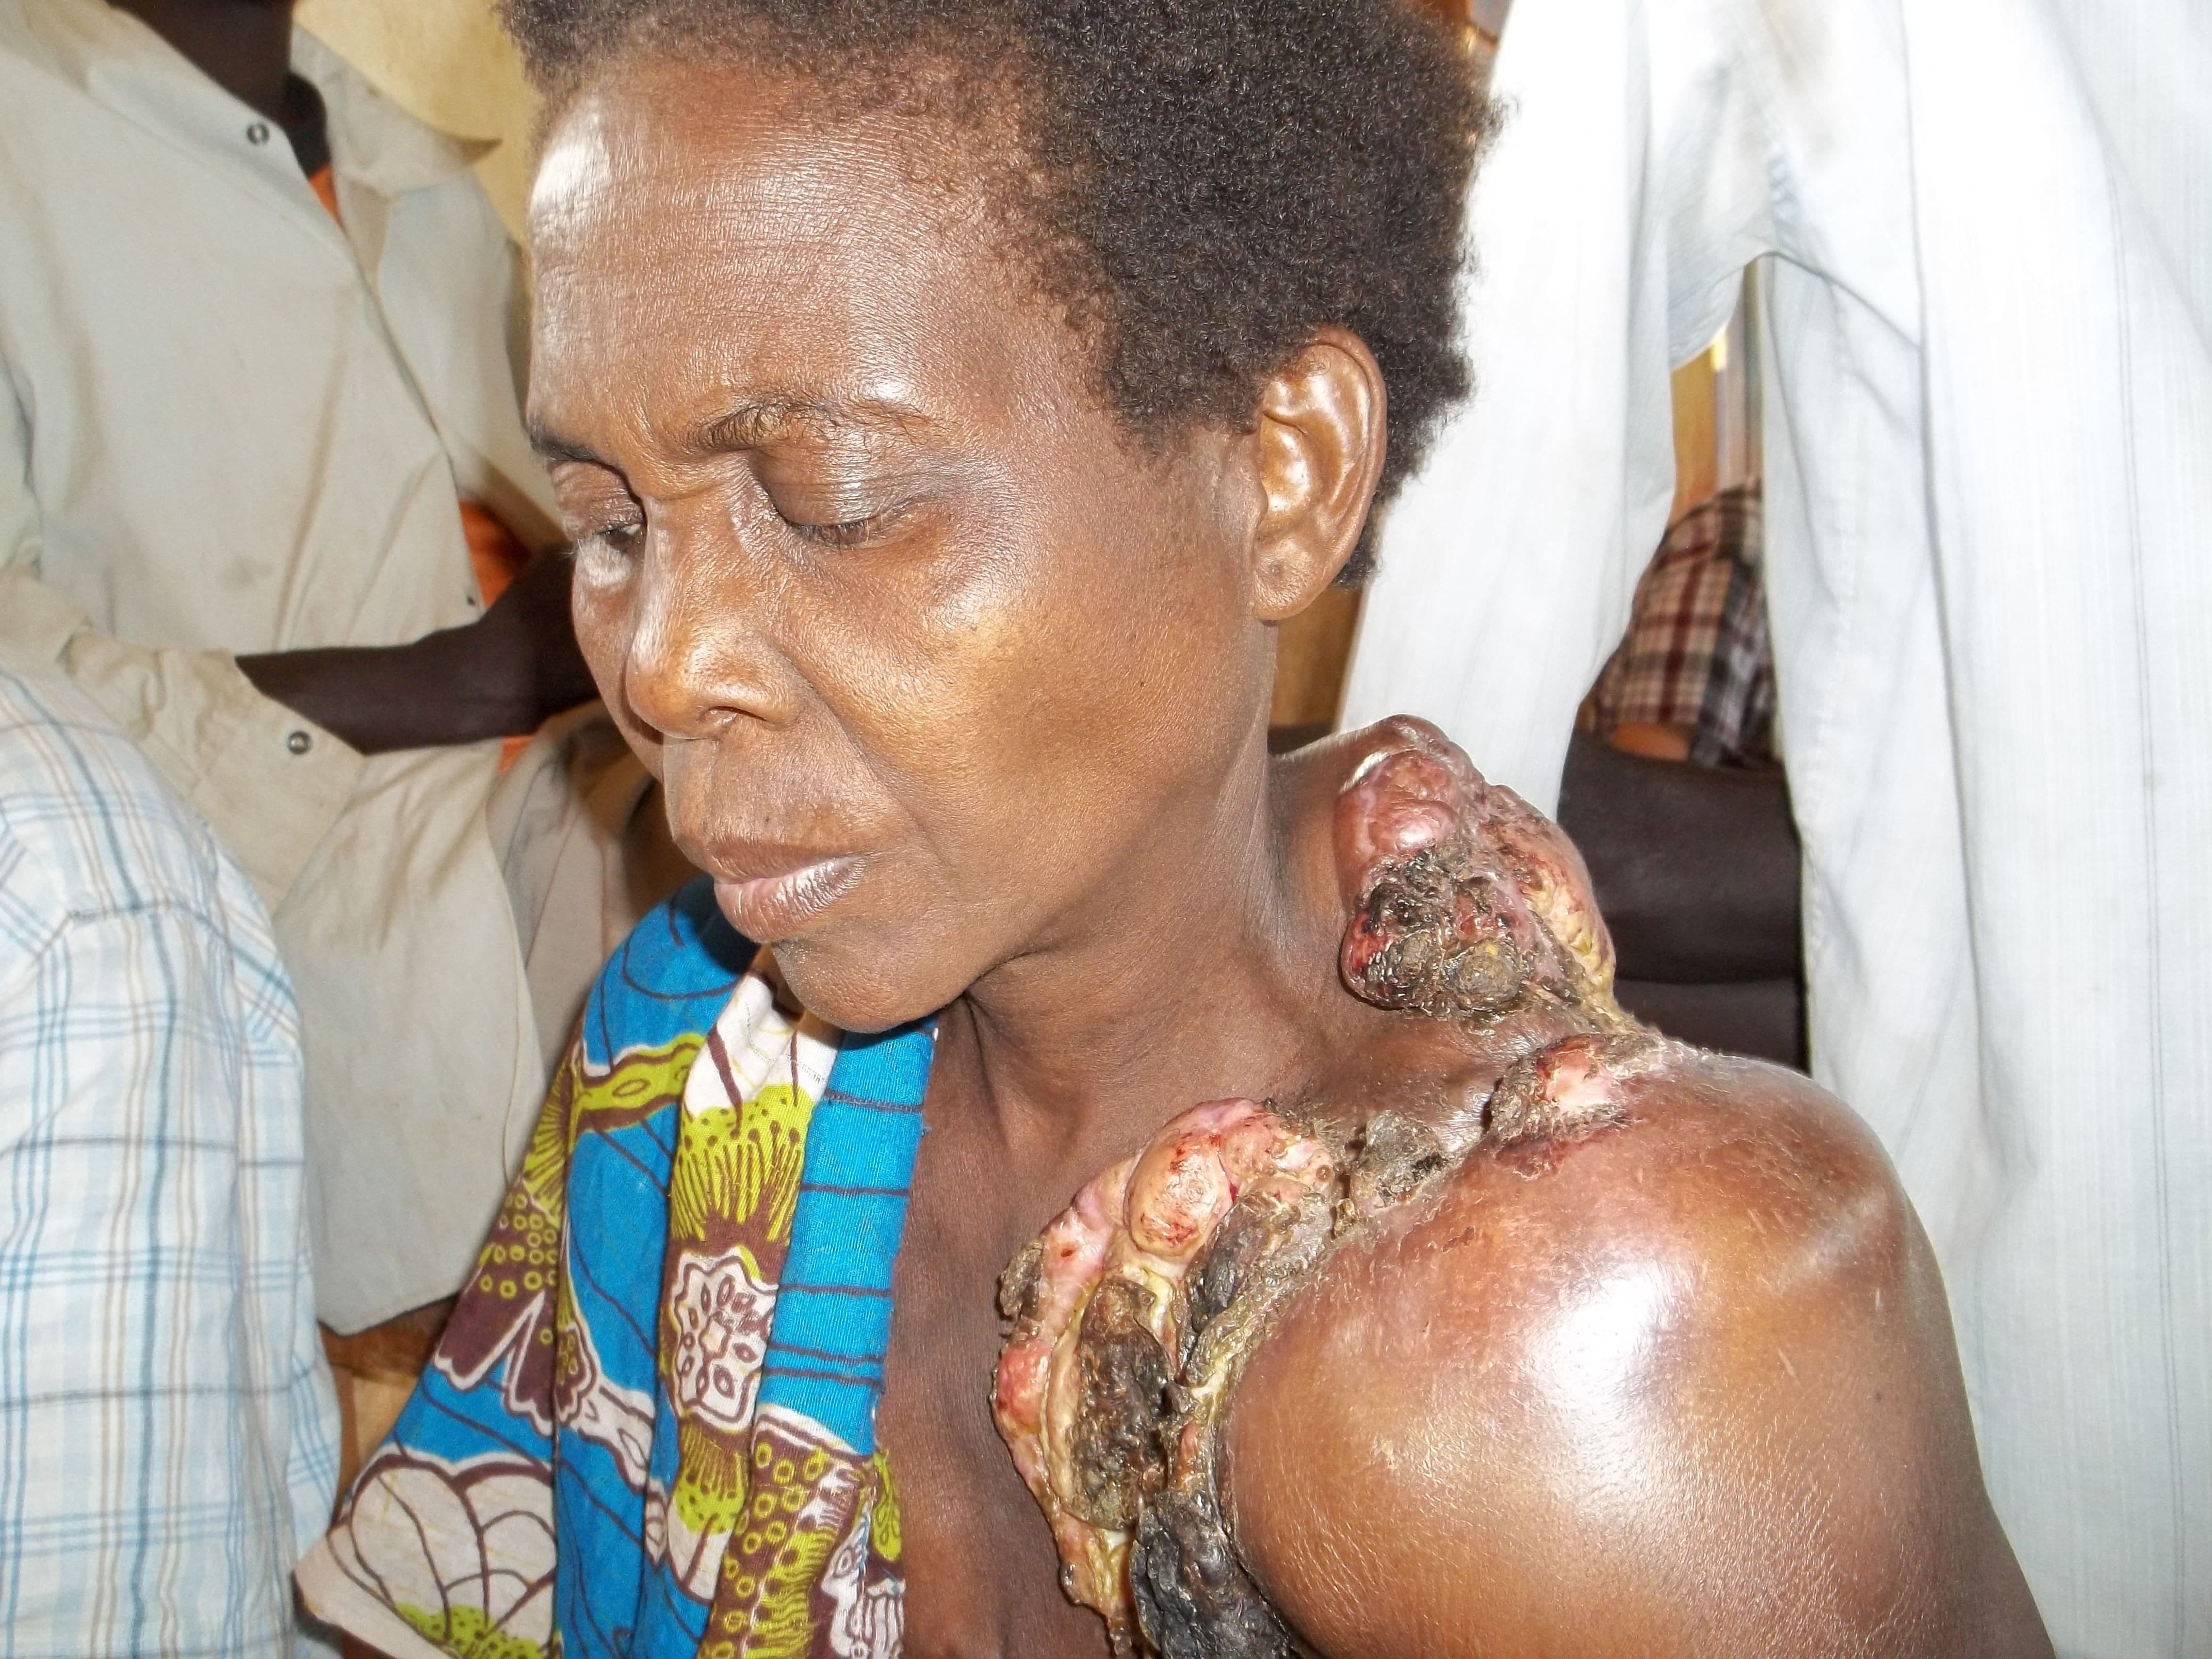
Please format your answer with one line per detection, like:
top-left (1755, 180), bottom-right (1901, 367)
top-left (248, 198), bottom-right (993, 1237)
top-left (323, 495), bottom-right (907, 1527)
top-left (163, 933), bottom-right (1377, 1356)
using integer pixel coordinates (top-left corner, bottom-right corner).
top-left (0, 658), bottom-right (338, 1656)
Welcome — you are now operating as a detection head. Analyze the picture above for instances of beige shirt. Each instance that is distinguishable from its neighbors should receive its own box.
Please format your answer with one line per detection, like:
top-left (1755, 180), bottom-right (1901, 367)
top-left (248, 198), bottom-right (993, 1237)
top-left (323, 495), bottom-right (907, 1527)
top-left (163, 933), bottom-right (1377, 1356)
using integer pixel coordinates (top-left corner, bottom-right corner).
top-left (0, 0), bottom-right (563, 1330)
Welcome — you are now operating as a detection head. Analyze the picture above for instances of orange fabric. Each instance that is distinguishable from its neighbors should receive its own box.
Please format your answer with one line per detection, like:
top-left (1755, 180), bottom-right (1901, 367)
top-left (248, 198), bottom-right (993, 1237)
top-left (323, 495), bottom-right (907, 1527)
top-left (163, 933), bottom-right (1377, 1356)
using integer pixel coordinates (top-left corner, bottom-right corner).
top-left (458, 499), bottom-right (532, 608)
top-left (307, 163), bottom-right (340, 224)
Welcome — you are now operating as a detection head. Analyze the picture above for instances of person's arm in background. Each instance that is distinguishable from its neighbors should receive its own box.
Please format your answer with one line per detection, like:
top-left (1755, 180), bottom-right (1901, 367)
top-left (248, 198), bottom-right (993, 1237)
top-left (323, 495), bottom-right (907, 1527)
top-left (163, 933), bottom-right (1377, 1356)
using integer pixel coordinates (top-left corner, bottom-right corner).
top-left (234, 542), bottom-right (597, 753)
top-left (0, 376), bottom-right (592, 903)
top-left (72, 0), bottom-right (597, 757)
top-left (15, 0), bottom-right (595, 760)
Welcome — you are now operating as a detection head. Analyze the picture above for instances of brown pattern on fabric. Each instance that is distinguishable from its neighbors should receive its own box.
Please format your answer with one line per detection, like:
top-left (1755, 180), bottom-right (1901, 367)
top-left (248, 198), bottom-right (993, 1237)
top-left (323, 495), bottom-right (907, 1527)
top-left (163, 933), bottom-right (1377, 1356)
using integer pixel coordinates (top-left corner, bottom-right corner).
top-left (656, 1004), bottom-right (831, 1617)
top-left (324, 1447), bottom-right (557, 1657)
top-left (432, 1036), bottom-right (690, 1436)
top-left (697, 1412), bottom-right (902, 1659)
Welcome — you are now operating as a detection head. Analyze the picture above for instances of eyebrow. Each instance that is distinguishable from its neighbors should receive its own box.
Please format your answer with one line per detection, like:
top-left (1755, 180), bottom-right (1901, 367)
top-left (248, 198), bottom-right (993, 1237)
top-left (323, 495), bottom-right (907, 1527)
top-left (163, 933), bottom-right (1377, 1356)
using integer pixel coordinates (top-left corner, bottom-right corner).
top-left (527, 426), bottom-right (610, 466)
top-left (693, 397), bottom-right (930, 452)
top-left (528, 396), bottom-right (933, 469)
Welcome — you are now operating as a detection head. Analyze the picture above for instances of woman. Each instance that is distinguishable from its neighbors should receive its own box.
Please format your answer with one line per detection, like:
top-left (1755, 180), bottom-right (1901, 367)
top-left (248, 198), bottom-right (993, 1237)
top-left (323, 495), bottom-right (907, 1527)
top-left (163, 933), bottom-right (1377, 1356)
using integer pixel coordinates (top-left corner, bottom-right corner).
top-left (296, 2), bottom-right (2047, 1654)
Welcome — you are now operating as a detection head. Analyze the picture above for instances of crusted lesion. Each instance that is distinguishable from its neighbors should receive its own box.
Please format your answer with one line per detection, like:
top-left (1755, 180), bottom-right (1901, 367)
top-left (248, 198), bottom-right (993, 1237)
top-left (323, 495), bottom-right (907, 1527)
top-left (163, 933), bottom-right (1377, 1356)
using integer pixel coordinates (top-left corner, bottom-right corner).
top-left (1066, 1278), bottom-right (1175, 1530)
top-left (1130, 1486), bottom-right (1298, 1659)
top-left (993, 726), bottom-right (1668, 1656)
top-left (1484, 1031), bottom-right (1663, 1151)
top-left (1126, 1177), bottom-right (1338, 1659)
top-left (1342, 840), bottom-right (1536, 1018)
top-left (1339, 1112), bottom-right (1451, 1215)
top-left (990, 1101), bottom-right (1341, 1655)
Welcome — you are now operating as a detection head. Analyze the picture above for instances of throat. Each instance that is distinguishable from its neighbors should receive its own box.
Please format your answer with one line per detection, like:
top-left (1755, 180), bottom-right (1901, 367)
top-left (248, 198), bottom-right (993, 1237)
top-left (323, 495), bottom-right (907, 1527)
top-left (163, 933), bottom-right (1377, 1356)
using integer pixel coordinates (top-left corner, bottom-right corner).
top-left (939, 753), bottom-right (1367, 1173)
top-left (944, 928), bottom-right (1357, 1182)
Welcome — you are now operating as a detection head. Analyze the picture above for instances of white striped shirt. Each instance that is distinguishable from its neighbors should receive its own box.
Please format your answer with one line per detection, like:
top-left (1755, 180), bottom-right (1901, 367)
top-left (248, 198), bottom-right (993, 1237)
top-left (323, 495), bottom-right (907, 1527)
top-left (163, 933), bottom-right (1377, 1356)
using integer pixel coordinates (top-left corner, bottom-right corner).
top-left (0, 656), bottom-right (339, 1656)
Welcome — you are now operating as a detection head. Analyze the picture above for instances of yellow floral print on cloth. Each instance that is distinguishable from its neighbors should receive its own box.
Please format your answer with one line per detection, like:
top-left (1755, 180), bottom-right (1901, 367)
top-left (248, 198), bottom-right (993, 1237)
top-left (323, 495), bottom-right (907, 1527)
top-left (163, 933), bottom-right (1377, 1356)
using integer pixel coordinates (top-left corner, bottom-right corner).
top-left (295, 879), bottom-right (935, 1658)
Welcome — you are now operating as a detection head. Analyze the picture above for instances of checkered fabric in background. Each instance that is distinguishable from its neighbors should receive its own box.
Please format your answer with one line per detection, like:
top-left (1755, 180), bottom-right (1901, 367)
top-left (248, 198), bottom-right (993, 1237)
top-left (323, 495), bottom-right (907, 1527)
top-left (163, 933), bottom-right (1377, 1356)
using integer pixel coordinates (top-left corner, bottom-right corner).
top-left (1589, 485), bottom-right (1777, 765)
top-left (0, 659), bottom-right (338, 1657)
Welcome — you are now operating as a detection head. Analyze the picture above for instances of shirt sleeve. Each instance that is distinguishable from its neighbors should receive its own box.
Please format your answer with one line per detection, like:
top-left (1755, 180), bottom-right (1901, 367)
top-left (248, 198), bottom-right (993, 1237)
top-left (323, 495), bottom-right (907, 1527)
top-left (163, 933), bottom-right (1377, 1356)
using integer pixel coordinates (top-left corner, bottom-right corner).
top-left (0, 372), bottom-right (364, 913)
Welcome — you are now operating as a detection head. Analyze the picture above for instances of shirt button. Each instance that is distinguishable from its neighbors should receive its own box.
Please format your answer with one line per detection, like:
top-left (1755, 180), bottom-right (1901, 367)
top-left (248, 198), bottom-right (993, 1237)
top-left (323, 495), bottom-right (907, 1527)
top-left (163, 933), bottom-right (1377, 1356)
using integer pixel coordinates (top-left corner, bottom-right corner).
top-left (286, 729), bottom-right (313, 755)
top-left (247, 121), bottom-right (271, 145)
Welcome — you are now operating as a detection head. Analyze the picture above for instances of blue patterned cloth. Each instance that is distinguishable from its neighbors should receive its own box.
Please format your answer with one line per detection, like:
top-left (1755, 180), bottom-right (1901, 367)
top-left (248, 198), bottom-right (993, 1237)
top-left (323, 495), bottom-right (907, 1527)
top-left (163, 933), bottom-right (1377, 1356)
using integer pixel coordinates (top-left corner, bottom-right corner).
top-left (297, 878), bottom-right (933, 1659)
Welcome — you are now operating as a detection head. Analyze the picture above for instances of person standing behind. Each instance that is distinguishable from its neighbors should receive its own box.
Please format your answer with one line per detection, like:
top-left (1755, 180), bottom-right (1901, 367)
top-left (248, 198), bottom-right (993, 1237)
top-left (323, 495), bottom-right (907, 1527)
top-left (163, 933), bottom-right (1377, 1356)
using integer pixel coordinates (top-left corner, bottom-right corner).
top-left (1343, 0), bottom-right (2210, 1650)
top-left (0, 0), bottom-right (621, 1338)
top-left (0, 652), bottom-right (340, 1656)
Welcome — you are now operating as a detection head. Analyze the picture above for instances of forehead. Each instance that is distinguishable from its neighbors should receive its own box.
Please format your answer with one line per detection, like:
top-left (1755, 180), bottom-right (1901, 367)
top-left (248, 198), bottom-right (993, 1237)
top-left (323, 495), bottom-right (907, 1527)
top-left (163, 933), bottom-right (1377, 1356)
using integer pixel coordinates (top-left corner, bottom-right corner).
top-left (526, 58), bottom-right (1072, 445)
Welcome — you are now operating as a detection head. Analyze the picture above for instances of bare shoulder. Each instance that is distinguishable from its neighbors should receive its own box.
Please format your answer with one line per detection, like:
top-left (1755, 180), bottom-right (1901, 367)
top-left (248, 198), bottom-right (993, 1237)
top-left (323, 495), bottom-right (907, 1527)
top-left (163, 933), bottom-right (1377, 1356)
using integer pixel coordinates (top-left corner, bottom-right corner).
top-left (1223, 1048), bottom-right (2048, 1658)
top-left (989, 722), bottom-right (2047, 1657)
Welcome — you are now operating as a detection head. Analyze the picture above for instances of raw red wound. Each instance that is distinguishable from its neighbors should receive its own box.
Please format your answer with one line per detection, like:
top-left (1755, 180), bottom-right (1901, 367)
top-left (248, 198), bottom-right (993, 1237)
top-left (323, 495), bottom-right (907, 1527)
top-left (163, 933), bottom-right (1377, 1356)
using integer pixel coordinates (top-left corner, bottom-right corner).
top-left (1335, 725), bottom-right (1615, 1020)
top-left (994, 1099), bottom-right (1339, 1647)
top-left (993, 726), bottom-right (1654, 1655)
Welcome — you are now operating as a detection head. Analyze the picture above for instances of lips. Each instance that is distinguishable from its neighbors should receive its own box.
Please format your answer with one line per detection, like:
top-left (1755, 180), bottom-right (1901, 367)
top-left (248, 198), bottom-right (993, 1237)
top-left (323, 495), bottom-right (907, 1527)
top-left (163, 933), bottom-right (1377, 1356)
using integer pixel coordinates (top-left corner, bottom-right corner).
top-left (709, 852), bottom-right (863, 940)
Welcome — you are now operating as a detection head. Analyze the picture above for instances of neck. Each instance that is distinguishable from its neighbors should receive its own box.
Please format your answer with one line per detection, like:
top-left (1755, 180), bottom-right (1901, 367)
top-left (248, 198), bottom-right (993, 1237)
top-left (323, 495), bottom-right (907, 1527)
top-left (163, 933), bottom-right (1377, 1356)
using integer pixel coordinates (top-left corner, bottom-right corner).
top-left (941, 728), bottom-right (1374, 1177)
top-left (111, 0), bottom-right (295, 122)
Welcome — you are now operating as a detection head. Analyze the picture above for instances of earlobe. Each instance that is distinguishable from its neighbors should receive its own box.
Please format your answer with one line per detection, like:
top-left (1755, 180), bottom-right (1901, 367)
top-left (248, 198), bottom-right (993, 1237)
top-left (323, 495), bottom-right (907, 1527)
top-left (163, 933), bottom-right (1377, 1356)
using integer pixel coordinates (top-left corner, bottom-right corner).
top-left (1248, 328), bottom-right (1388, 621)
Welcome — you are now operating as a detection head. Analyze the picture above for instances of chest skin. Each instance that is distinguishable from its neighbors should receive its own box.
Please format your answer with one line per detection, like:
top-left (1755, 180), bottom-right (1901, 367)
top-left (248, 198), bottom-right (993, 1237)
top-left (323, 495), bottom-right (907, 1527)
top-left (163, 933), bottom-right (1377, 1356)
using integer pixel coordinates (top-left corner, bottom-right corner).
top-left (869, 1007), bottom-right (1523, 1658)
top-left (876, 1082), bottom-right (1127, 1659)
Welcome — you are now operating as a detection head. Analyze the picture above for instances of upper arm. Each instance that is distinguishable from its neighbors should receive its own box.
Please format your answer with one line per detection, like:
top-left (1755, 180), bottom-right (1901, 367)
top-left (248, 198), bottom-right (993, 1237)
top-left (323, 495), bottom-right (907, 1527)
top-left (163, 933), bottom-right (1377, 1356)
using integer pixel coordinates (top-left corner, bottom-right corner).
top-left (1218, 1069), bottom-right (2047, 1658)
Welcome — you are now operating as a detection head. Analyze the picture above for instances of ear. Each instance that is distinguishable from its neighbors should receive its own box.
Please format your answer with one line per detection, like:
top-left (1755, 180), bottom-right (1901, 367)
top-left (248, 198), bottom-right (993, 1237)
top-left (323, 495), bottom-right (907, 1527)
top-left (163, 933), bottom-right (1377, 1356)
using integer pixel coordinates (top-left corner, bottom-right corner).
top-left (1246, 327), bottom-right (1388, 621)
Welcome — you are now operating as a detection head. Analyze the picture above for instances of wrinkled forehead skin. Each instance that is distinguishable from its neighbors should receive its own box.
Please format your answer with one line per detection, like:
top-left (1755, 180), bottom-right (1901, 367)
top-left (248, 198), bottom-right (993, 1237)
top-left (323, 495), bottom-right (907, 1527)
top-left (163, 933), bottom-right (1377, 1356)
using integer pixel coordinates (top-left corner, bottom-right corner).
top-left (522, 57), bottom-right (1270, 1034)
top-left (526, 60), bottom-right (1053, 475)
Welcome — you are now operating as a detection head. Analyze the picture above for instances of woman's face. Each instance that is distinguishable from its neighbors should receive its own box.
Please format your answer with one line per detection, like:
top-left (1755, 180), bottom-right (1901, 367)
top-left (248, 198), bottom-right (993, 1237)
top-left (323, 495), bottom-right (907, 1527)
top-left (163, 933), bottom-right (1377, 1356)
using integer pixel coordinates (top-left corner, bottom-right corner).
top-left (529, 58), bottom-right (1277, 1030)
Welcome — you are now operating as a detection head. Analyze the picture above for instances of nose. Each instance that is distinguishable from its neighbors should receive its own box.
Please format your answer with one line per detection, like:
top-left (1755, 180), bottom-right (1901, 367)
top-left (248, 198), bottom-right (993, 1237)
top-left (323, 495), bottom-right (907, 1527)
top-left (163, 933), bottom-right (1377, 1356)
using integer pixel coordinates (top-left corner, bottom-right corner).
top-left (619, 518), bottom-right (792, 742)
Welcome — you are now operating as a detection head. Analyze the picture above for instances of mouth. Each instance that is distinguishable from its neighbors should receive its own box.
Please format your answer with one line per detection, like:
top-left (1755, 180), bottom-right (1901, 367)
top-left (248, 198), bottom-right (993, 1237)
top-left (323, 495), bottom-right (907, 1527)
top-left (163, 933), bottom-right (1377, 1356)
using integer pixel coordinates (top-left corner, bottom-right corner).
top-left (710, 852), bottom-right (864, 941)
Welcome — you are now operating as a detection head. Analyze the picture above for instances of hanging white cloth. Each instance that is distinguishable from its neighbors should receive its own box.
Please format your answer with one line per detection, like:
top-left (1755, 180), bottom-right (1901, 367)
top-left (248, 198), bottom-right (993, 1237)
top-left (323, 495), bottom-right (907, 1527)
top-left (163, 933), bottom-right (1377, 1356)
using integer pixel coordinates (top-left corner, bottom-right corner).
top-left (1343, 1), bottom-right (2212, 1652)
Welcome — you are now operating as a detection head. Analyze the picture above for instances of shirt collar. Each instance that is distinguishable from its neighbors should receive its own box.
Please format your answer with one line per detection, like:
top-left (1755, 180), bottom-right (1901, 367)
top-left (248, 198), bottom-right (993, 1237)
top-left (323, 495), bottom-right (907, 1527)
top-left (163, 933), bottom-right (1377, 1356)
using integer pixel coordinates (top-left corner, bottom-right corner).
top-left (291, 27), bottom-right (492, 199)
top-left (20, 0), bottom-right (489, 200)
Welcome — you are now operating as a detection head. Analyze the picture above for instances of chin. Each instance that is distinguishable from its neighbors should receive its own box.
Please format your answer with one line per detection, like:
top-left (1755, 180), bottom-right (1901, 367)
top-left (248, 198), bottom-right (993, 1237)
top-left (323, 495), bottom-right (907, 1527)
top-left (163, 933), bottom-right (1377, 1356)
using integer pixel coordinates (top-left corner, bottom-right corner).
top-left (763, 928), bottom-right (968, 1037)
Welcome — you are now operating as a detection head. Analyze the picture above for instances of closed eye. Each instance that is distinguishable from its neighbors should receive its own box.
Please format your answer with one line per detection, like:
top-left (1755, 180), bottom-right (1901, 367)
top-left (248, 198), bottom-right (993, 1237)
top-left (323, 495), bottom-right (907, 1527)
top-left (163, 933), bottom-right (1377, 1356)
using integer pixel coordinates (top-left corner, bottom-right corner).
top-left (583, 517), bottom-right (645, 555)
top-left (784, 505), bottom-right (905, 548)
top-left (540, 453), bottom-right (645, 559)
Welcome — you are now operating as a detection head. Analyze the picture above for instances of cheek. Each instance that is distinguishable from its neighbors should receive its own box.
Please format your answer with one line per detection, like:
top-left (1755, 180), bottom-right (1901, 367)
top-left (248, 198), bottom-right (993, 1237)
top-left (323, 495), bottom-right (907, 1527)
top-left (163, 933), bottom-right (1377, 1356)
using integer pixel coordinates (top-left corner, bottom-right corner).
top-left (825, 479), bottom-right (1257, 890)
top-left (570, 538), bottom-right (631, 656)
top-left (993, 496), bottom-right (1257, 782)
top-left (570, 549), bottom-right (663, 774)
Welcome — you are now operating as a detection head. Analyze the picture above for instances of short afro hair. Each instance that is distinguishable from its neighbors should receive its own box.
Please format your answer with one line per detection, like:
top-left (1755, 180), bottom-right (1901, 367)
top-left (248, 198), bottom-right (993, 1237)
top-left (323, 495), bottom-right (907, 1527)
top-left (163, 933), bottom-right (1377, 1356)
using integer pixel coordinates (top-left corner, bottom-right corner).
top-left (501, 0), bottom-right (1491, 577)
